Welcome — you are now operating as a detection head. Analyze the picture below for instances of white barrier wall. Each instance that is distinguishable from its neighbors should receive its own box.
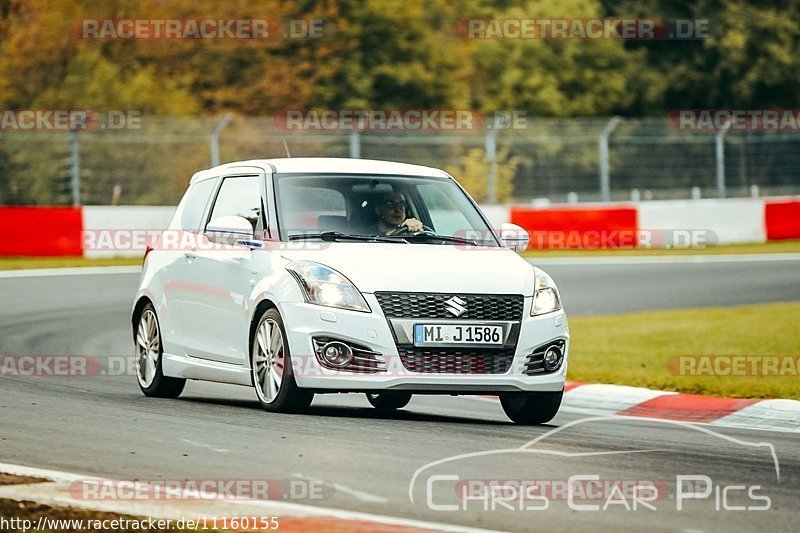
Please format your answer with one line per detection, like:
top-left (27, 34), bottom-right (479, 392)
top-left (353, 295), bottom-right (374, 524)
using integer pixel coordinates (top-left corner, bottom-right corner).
top-left (636, 198), bottom-right (766, 245)
top-left (82, 206), bottom-right (176, 258)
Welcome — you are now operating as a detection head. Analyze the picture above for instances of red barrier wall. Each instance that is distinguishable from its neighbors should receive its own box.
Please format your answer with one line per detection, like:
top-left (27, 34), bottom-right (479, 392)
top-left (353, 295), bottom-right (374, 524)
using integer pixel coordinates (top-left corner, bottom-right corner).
top-left (510, 206), bottom-right (639, 249)
top-left (765, 201), bottom-right (800, 241)
top-left (0, 207), bottom-right (83, 256)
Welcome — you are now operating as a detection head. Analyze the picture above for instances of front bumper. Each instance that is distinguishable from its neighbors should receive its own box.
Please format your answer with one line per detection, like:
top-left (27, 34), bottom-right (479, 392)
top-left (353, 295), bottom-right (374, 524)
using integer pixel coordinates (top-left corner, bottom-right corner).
top-left (279, 294), bottom-right (568, 393)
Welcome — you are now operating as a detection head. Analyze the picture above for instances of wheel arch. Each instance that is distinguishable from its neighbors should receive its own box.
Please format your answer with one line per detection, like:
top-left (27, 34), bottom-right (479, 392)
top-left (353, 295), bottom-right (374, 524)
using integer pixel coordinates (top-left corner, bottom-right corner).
top-left (131, 296), bottom-right (154, 340)
top-left (248, 298), bottom-right (279, 368)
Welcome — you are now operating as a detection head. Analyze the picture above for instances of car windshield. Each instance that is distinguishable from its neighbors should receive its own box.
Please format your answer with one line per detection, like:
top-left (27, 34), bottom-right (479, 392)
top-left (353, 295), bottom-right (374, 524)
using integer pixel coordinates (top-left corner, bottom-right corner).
top-left (274, 174), bottom-right (499, 246)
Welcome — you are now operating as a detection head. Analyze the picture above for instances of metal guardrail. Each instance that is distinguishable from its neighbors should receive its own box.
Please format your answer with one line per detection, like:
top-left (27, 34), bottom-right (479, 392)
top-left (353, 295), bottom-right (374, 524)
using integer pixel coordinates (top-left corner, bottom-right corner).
top-left (1, 116), bottom-right (799, 206)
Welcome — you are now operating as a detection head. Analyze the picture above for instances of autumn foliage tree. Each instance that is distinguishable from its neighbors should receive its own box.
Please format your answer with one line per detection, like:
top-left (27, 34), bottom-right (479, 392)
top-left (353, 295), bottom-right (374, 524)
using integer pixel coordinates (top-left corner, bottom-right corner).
top-left (2, 0), bottom-right (799, 116)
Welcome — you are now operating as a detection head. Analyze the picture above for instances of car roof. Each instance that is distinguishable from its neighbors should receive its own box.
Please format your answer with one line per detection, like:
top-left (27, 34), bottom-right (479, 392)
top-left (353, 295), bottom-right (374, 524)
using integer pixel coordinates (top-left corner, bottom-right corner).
top-left (189, 157), bottom-right (450, 184)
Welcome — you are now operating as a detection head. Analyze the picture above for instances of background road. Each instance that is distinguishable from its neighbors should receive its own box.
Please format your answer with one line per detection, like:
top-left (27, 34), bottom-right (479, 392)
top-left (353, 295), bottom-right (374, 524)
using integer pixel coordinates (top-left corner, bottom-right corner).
top-left (534, 255), bottom-right (800, 315)
top-left (1, 257), bottom-right (798, 531)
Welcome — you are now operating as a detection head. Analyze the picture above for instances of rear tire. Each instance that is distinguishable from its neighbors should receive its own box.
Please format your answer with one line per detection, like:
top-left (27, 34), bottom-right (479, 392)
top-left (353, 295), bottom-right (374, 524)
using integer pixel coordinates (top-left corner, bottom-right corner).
top-left (251, 308), bottom-right (313, 413)
top-left (366, 392), bottom-right (412, 410)
top-left (500, 390), bottom-right (563, 425)
top-left (135, 303), bottom-right (185, 398)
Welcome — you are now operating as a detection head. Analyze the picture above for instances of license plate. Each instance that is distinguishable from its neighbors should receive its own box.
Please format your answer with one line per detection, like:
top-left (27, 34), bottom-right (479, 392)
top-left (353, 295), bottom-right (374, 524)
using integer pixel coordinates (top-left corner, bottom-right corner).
top-left (413, 324), bottom-right (503, 346)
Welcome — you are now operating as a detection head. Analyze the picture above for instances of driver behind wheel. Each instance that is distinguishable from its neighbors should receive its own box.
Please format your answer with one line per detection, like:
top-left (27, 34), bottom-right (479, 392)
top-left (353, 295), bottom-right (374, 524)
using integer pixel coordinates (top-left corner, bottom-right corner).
top-left (371, 192), bottom-right (424, 235)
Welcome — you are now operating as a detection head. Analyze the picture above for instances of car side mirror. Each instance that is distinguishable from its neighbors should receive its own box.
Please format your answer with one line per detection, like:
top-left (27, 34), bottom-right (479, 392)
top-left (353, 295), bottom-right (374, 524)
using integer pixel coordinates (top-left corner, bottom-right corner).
top-left (206, 216), bottom-right (256, 247)
top-left (500, 222), bottom-right (529, 253)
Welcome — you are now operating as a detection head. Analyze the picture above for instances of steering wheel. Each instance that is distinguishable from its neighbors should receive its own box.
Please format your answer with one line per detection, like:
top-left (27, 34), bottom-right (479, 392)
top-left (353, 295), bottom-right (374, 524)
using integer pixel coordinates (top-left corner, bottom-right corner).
top-left (388, 223), bottom-right (434, 236)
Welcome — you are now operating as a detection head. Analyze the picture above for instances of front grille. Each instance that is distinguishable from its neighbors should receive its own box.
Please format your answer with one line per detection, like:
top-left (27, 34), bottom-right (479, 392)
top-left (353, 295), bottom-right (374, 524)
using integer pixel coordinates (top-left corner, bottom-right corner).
top-left (375, 292), bottom-right (524, 321)
top-left (398, 347), bottom-right (515, 374)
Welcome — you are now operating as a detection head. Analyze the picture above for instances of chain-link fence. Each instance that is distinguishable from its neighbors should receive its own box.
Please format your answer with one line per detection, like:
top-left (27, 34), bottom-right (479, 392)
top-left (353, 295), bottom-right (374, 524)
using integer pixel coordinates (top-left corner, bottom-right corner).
top-left (1, 116), bottom-right (799, 206)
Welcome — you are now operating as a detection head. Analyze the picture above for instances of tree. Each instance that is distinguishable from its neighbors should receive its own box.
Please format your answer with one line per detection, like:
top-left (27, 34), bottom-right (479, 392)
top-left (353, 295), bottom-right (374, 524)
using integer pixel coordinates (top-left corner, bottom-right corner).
top-left (606, 0), bottom-right (800, 111)
top-left (305, 0), bottom-right (474, 110)
top-left (446, 147), bottom-right (520, 202)
top-left (467, 0), bottom-right (646, 116)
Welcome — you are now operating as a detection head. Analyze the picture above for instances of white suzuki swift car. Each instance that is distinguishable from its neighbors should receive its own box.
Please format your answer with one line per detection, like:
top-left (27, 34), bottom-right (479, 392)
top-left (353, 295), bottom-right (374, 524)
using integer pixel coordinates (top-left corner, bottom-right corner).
top-left (132, 158), bottom-right (568, 424)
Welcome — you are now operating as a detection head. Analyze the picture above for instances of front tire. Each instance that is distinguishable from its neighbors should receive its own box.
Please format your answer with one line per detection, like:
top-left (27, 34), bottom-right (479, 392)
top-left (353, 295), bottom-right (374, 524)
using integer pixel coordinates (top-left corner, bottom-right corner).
top-left (251, 308), bottom-right (313, 413)
top-left (135, 303), bottom-right (185, 398)
top-left (366, 392), bottom-right (412, 410)
top-left (500, 390), bottom-right (563, 425)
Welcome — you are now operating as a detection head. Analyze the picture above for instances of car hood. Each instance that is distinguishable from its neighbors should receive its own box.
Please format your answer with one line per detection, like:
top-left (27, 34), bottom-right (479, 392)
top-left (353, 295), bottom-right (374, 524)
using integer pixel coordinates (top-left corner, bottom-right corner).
top-left (281, 243), bottom-right (534, 295)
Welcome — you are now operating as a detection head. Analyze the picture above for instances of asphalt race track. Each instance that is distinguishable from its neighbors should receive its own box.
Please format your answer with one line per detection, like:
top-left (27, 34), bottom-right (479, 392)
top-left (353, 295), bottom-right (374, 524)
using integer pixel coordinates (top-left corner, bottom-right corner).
top-left (1, 256), bottom-right (799, 532)
top-left (534, 255), bottom-right (800, 315)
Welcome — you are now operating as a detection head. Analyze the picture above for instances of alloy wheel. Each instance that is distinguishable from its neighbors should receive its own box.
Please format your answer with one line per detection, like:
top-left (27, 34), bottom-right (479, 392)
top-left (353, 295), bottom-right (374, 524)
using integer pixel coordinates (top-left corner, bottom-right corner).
top-left (253, 318), bottom-right (285, 403)
top-left (136, 309), bottom-right (160, 388)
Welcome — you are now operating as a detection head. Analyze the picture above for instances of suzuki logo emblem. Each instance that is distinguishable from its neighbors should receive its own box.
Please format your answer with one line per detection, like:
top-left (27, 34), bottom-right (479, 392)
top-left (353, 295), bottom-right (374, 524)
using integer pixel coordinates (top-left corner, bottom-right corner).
top-left (444, 296), bottom-right (467, 317)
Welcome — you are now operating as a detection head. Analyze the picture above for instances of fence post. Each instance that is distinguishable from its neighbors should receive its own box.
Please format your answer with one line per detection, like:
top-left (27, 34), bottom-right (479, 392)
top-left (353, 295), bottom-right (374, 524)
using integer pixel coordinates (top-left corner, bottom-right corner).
top-left (715, 121), bottom-right (731, 198)
top-left (69, 128), bottom-right (80, 207)
top-left (210, 114), bottom-right (233, 167)
top-left (485, 128), bottom-right (497, 203)
top-left (598, 116), bottom-right (622, 202)
top-left (349, 131), bottom-right (361, 158)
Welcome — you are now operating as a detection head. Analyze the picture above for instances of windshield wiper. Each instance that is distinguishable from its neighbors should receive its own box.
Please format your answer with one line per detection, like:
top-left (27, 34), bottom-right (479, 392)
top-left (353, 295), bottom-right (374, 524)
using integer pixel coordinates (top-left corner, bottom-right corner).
top-left (288, 231), bottom-right (404, 243)
top-left (387, 233), bottom-right (479, 246)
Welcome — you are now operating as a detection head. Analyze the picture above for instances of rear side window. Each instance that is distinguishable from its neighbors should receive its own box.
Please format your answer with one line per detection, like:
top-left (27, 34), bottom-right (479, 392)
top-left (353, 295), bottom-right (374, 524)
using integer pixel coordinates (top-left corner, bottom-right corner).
top-left (208, 175), bottom-right (263, 232)
top-left (175, 179), bottom-right (216, 232)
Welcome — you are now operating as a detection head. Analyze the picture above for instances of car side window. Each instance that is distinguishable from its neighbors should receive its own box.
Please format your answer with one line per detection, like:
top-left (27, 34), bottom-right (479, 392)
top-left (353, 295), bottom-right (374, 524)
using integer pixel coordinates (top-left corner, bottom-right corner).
top-left (208, 175), bottom-right (264, 233)
top-left (177, 179), bottom-right (216, 233)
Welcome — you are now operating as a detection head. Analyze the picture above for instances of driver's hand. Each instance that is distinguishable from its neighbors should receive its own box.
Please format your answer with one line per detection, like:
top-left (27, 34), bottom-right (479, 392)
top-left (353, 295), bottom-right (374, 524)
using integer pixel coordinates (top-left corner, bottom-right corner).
top-left (403, 218), bottom-right (424, 232)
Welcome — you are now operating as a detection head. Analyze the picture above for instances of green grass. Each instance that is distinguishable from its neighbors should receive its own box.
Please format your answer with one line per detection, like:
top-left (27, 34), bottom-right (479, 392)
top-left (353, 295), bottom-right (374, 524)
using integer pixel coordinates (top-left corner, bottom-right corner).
top-left (522, 239), bottom-right (800, 257)
top-left (568, 302), bottom-right (800, 399)
top-left (0, 256), bottom-right (141, 271)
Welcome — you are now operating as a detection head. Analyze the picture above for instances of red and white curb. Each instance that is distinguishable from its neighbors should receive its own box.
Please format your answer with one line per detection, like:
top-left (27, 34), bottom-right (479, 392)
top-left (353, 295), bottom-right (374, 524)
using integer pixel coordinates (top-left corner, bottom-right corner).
top-left (557, 381), bottom-right (800, 433)
top-left (0, 463), bottom-right (493, 533)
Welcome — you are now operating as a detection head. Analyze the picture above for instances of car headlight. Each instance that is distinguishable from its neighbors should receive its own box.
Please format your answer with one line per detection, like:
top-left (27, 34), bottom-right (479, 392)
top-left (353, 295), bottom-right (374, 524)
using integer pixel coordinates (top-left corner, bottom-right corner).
top-left (531, 266), bottom-right (562, 316)
top-left (286, 261), bottom-right (371, 313)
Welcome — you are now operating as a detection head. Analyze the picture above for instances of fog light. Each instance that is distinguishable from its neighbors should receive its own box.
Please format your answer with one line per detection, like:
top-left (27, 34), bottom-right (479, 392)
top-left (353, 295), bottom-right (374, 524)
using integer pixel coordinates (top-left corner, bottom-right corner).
top-left (543, 345), bottom-right (563, 371)
top-left (321, 341), bottom-right (353, 367)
